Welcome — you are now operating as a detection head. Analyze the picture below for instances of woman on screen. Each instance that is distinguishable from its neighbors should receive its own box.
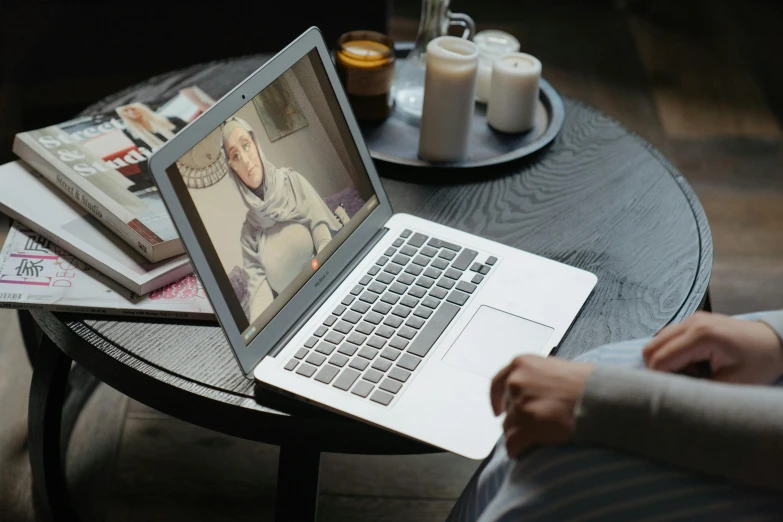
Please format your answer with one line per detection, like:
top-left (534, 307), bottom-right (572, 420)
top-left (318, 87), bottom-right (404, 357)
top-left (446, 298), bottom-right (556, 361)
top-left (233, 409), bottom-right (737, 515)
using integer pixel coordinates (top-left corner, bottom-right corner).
top-left (221, 117), bottom-right (344, 320)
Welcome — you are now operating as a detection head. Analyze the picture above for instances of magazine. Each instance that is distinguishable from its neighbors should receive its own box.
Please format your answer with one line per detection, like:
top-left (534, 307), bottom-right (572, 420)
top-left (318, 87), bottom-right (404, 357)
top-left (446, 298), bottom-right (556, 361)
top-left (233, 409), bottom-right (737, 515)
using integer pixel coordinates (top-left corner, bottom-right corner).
top-left (0, 223), bottom-right (214, 321)
top-left (13, 87), bottom-right (215, 262)
top-left (0, 160), bottom-right (192, 295)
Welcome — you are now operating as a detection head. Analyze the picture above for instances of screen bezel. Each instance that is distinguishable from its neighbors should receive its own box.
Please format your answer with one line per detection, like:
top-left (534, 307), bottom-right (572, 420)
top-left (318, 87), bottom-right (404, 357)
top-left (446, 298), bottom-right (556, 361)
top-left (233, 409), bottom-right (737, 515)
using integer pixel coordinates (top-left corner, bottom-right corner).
top-left (149, 27), bottom-right (393, 376)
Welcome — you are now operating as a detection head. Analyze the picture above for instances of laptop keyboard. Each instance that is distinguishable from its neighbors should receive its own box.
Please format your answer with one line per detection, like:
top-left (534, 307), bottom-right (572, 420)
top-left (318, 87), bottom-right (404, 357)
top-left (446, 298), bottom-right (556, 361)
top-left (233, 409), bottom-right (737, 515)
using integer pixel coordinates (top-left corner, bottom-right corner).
top-left (283, 229), bottom-right (498, 407)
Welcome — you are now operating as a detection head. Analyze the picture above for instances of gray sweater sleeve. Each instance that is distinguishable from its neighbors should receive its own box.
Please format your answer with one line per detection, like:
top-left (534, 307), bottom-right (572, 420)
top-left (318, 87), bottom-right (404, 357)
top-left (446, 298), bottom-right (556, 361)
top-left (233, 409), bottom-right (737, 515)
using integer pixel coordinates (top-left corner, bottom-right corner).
top-left (573, 310), bottom-right (783, 492)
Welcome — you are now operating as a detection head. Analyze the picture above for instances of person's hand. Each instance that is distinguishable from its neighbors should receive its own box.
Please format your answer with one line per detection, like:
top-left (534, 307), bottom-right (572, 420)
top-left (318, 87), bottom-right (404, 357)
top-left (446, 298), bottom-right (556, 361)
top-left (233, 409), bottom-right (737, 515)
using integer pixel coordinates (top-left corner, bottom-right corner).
top-left (490, 355), bottom-right (594, 458)
top-left (643, 311), bottom-right (783, 385)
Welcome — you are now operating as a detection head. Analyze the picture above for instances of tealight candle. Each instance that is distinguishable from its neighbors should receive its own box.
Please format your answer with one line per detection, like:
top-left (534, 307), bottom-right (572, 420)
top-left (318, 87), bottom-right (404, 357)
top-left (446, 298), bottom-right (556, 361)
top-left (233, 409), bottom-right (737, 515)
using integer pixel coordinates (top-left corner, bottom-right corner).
top-left (336, 31), bottom-right (396, 122)
top-left (473, 30), bottom-right (520, 103)
top-left (487, 53), bottom-right (541, 134)
top-left (418, 36), bottom-right (479, 163)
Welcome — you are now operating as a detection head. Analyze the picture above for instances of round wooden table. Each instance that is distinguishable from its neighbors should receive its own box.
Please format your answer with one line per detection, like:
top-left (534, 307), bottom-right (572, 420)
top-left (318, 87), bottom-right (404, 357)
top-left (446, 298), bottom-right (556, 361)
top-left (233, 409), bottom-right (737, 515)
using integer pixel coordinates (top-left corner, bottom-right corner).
top-left (23, 54), bottom-right (712, 522)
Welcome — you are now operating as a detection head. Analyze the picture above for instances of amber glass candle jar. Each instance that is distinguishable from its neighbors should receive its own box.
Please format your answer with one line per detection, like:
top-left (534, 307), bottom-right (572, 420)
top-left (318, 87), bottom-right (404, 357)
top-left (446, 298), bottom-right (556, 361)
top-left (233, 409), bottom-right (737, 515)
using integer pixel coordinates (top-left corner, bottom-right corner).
top-left (336, 31), bottom-right (395, 122)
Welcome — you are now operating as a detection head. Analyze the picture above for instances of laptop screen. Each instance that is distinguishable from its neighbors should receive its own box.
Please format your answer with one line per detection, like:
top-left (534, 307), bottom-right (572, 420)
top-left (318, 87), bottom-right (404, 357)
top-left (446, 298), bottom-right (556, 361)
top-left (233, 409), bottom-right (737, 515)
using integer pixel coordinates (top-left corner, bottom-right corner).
top-left (165, 49), bottom-right (378, 344)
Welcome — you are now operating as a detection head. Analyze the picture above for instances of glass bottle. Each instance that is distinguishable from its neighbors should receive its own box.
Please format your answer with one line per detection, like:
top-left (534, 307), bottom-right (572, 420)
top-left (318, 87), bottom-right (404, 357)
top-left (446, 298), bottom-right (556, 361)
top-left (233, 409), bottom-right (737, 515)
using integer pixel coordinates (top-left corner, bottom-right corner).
top-left (392, 0), bottom-right (475, 119)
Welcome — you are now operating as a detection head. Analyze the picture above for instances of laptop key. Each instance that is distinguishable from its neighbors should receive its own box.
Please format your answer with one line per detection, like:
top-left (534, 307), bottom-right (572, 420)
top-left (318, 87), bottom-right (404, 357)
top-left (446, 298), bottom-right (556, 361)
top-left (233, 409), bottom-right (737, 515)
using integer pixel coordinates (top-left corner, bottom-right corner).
top-left (423, 267), bottom-right (442, 280)
top-left (315, 365), bottom-right (339, 384)
top-left (438, 249), bottom-right (456, 261)
top-left (343, 310), bottom-right (362, 324)
top-left (470, 262), bottom-right (482, 272)
top-left (315, 342), bottom-right (336, 355)
top-left (371, 390), bottom-right (394, 406)
top-left (368, 265), bottom-right (380, 276)
top-left (451, 249), bottom-right (478, 271)
top-left (400, 229), bottom-right (412, 238)
top-left (471, 274), bottom-right (485, 284)
top-left (444, 268), bottom-right (462, 280)
top-left (355, 322), bottom-right (375, 335)
top-left (383, 315), bottom-right (403, 328)
top-left (407, 302), bottom-right (460, 358)
top-left (296, 363), bottom-right (318, 377)
top-left (398, 326), bottom-right (417, 340)
top-left (384, 247), bottom-right (396, 257)
top-left (415, 276), bottom-right (435, 289)
top-left (373, 302), bottom-right (392, 315)
top-left (408, 285), bottom-right (426, 298)
top-left (334, 320), bottom-right (353, 334)
top-left (389, 367), bottom-right (411, 383)
top-left (412, 255), bottom-right (429, 267)
top-left (325, 331), bottom-right (345, 345)
top-left (365, 311), bottom-right (384, 325)
top-left (413, 306), bottom-right (433, 319)
top-left (431, 258), bottom-right (449, 270)
top-left (367, 336), bottom-right (387, 349)
top-left (441, 240), bottom-right (462, 252)
top-left (407, 232), bottom-right (429, 248)
top-left (421, 296), bottom-right (440, 309)
top-left (351, 285), bottom-right (363, 295)
top-left (329, 353), bottom-right (350, 367)
top-left (323, 315), bottom-right (337, 327)
top-left (479, 264), bottom-right (491, 275)
top-left (376, 272), bottom-right (394, 285)
top-left (400, 295), bottom-right (419, 308)
top-left (383, 263), bottom-right (402, 275)
top-left (397, 354), bottom-right (421, 372)
top-left (400, 245), bottom-right (417, 257)
top-left (304, 336), bottom-right (319, 348)
top-left (392, 305), bottom-right (412, 318)
top-left (429, 287), bottom-right (448, 299)
top-left (368, 282), bottom-right (387, 294)
top-left (333, 368), bottom-right (360, 390)
top-left (306, 352), bottom-right (326, 366)
top-left (404, 264), bottom-right (423, 276)
top-left (392, 238), bottom-right (404, 247)
top-left (372, 358), bottom-right (392, 372)
top-left (406, 316), bottom-right (425, 330)
top-left (381, 292), bottom-right (400, 305)
top-left (352, 380), bottom-right (374, 397)
top-left (389, 282), bottom-right (407, 295)
top-left (376, 325), bottom-right (395, 339)
top-left (381, 347), bottom-right (401, 361)
top-left (341, 295), bottom-right (355, 306)
top-left (446, 290), bottom-right (470, 306)
top-left (338, 343), bottom-right (359, 356)
top-left (349, 357), bottom-right (369, 371)
top-left (313, 326), bottom-right (328, 338)
top-left (359, 275), bottom-right (372, 286)
top-left (486, 256), bottom-right (497, 266)
top-left (420, 246), bottom-right (438, 258)
top-left (333, 305), bottom-right (347, 316)
top-left (380, 378), bottom-right (403, 394)
top-left (347, 332), bottom-right (367, 345)
top-left (392, 254), bottom-right (410, 266)
top-left (360, 291), bottom-right (378, 304)
top-left (351, 301), bottom-right (370, 314)
top-left (284, 359), bottom-right (299, 371)
top-left (363, 369), bottom-right (384, 383)
top-left (437, 278), bottom-right (455, 290)
top-left (397, 273), bottom-right (416, 286)
top-left (358, 346), bottom-right (379, 360)
top-left (389, 337), bottom-right (410, 350)
top-left (456, 281), bottom-right (477, 294)
top-left (294, 348), bottom-right (309, 359)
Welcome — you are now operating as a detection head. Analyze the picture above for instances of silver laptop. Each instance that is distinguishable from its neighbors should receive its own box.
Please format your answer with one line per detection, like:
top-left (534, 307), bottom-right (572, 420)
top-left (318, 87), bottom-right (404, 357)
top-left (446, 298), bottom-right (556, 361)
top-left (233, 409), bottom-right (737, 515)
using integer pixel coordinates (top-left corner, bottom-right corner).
top-left (149, 27), bottom-right (596, 460)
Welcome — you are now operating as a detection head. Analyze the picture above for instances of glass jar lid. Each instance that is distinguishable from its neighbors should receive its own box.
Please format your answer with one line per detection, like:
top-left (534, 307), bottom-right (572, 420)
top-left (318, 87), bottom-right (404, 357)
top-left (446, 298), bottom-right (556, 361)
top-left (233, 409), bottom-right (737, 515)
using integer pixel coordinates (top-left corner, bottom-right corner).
top-left (337, 31), bottom-right (395, 69)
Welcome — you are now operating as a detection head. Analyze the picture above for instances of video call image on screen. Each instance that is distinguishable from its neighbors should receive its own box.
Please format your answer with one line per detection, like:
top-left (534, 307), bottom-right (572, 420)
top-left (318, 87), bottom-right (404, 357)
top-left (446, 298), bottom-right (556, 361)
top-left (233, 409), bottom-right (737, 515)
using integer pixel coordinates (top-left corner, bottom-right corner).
top-left (172, 50), bottom-right (378, 341)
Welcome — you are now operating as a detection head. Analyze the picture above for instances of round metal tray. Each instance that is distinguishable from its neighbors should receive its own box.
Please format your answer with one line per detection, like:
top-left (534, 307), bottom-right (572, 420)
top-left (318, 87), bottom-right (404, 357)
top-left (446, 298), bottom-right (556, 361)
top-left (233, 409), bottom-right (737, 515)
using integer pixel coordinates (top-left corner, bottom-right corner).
top-left (359, 48), bottom-right (564, 169)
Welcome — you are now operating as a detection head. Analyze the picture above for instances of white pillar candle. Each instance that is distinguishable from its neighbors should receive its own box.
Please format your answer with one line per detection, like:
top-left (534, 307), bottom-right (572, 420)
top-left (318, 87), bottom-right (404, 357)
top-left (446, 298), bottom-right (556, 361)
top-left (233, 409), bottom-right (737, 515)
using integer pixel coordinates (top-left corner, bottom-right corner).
top-left (418, 36), bottom-right (478, 163)
top-left (474, 30), bottom-right (520, 103)
top-left (487, 53), bottom-right (542, 134)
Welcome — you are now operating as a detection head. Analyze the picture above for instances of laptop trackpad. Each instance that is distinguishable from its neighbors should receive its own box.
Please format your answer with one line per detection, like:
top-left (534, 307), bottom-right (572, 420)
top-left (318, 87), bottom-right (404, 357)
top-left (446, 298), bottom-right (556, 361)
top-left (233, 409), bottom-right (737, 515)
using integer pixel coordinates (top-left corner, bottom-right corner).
top-left (442, 306), bottom-right (554, 379)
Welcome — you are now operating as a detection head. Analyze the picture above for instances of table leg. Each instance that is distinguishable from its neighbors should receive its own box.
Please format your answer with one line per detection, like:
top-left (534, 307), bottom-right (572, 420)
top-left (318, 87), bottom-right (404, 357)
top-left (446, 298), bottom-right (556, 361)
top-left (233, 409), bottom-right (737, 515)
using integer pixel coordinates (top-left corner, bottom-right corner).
top-left (28, 334), bottom-right (81, 522)
top-left (276, 445), bottom-right (321, 522)
top-left (19, 309), bottom-right (43, 366)
top-left (703, 288), bottom-right (713, 312)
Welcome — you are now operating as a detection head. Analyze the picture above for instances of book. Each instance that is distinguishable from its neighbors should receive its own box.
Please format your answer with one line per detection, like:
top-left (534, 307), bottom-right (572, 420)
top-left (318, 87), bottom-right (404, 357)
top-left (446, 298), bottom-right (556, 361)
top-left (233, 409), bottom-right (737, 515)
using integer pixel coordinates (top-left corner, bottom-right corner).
top-left (0, 222), bottom-right (214, 321)
top-left (0, 160), bottom-right (192, 295)
top-left (13, 87), bottom-right (215, 262)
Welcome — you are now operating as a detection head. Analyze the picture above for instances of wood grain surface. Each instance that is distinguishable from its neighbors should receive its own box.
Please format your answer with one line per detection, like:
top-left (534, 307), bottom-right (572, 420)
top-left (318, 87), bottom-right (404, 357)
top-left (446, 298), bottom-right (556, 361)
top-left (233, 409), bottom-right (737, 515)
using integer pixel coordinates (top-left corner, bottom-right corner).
top-left (30, 53), bottom-right (712, 451)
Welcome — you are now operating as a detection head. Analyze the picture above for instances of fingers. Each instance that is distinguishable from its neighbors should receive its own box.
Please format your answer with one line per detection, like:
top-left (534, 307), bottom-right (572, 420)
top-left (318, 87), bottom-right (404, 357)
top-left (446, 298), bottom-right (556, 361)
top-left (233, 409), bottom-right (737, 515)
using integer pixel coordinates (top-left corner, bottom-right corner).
top-left (490, 361), bottom-right (515, 415)
top-left (504, 426), bottom-right (533, 458)
top-left (647, 330), bottom-right (712, 373)
top-left (643, 321), bottom-right (689, 363)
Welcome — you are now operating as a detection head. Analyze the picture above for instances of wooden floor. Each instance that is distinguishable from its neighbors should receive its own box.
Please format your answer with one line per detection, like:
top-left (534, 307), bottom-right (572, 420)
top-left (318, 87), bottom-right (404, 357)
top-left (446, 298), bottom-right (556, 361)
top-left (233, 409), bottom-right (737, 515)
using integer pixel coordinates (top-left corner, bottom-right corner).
top-left (1, 1), bottom-right (782, 520)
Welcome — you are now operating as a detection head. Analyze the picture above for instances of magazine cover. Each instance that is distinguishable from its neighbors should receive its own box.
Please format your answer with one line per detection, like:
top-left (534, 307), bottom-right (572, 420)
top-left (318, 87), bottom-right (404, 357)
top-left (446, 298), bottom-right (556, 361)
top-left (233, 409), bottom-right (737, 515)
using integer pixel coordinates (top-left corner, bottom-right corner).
top-left (13, 87), bottom-right (216, 262)
top-left (0, 222), bottom-right (214, 321)
top-left (0, 160), bottom-right (192, 295)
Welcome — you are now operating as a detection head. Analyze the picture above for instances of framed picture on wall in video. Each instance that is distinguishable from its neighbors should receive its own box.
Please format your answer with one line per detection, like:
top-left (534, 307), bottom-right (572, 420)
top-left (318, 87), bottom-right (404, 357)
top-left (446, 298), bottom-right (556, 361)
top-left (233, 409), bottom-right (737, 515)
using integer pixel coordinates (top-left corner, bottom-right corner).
top-left (253, 72), bottom-right (308, 142)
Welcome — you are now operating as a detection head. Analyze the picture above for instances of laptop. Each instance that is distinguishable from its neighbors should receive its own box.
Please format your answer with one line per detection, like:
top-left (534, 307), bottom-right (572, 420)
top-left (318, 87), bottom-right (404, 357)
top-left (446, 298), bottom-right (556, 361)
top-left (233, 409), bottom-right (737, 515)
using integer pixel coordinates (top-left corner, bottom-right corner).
top-left (149, 27), bottom-right (597, 460)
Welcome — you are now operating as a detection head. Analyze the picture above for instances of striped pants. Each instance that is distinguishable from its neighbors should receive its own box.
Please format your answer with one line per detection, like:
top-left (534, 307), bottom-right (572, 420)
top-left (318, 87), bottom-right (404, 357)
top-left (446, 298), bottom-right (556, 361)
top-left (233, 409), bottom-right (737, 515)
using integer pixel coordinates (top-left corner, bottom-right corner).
top-left (447, 315), bottom-right (783, 521)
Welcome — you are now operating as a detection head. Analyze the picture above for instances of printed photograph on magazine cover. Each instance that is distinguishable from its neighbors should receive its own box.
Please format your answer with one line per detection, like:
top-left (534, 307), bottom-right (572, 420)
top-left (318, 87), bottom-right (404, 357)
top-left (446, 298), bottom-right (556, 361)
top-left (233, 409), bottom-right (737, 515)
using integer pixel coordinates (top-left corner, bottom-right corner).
top-left (175, 53), bottom-right (376, 326)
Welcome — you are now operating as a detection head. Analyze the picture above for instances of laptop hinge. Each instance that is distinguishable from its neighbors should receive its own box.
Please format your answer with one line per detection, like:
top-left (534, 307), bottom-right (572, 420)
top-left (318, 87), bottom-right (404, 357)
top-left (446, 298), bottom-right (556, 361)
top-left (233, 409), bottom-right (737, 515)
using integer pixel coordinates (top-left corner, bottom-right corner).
top-left (267, 227), bottom-right (389, 358)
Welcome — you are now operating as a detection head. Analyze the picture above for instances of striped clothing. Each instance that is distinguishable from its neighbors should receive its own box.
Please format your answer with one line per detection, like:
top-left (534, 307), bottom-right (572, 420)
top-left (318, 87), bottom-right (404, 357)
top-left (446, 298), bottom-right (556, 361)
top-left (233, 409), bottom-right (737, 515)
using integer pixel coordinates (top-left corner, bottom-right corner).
top-left (448, 313), bottom-right (783, 521)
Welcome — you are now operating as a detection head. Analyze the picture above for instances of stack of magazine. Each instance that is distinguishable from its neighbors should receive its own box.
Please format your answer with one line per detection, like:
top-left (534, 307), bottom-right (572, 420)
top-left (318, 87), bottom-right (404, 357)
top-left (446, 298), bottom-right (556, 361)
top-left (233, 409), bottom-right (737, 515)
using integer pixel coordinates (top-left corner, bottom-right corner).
top-left (0, 87), bottom-right (216, 321)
